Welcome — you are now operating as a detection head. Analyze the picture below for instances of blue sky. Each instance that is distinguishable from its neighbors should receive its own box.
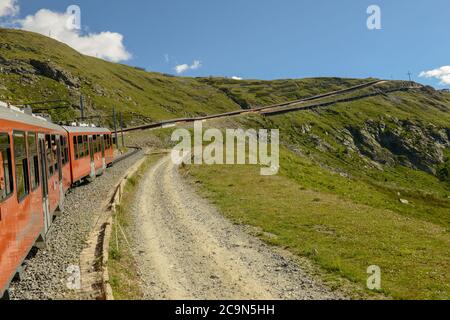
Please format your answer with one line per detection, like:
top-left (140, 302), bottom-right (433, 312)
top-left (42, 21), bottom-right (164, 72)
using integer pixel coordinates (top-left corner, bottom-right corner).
top-left (10, 0), bottom-right (450, 87)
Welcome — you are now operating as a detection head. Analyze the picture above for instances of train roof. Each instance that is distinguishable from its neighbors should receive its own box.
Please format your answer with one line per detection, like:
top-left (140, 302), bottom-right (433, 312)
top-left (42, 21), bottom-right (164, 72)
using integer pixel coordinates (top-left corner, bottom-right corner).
top-left (0, 103), bottom-right (65, 132)
top-left (62, 126), bottom-right (112, 134)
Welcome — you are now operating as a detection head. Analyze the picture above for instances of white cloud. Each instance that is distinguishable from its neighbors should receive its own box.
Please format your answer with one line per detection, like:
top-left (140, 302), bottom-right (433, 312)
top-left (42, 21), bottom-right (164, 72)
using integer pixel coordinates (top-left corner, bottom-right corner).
top-left (19, 8), bottom-right (131, 62)
top-left (0, 0), bottom-right (19, 17)
top-left (191, 60), bottom-right (201, 70)
top-left (231, 76), bottom-right (243, 80)
top-left (419, 66), bottom-right (450, 85)
top-left (174, 60), bottom-right (202, 74)
top-left (175, 64), bottom-right (189, 74)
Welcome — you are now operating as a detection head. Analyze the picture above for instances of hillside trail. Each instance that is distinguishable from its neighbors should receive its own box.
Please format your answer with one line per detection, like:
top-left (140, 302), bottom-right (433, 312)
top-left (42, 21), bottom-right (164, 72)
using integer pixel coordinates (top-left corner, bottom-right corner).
top-left (132, 156), bottom-right (344, 300)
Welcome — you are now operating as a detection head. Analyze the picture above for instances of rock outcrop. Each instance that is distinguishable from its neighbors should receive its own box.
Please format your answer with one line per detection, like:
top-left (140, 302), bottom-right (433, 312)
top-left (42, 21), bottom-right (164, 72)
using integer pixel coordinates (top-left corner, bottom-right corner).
top-left (29, 59), bottom-right (80, 88)
top-left (346, 119), bottom-right (450, 174)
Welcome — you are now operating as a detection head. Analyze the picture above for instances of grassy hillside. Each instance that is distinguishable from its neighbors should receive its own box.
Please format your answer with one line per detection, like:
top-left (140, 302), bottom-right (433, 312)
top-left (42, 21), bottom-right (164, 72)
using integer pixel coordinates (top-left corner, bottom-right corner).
top-left (0, 28), bottom-right (240, 125)
top-left (183, 89), bottom-right (450, 299)
top-left (199, 77), bottom-right (373, 108)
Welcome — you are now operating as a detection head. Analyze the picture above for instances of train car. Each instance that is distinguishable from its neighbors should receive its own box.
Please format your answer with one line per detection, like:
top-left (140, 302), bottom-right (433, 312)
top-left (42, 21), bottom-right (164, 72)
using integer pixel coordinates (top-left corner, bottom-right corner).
top-left (63, 126), bottom-right (113, 184)
top-left (0, 104), bottom-right (69, 298)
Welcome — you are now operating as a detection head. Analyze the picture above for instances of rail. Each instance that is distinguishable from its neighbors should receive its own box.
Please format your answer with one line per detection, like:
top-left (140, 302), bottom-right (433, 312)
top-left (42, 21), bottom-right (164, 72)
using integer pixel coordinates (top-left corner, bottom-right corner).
top-left (111, 146), bottom-right (142, 165)
top-left (261, 83), bottom-right (421, 116)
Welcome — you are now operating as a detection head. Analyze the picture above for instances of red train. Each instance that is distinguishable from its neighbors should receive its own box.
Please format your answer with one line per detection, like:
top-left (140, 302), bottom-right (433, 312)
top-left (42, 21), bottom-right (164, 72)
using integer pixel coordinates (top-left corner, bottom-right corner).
top-left (0, 104), bottom-right (114, 298)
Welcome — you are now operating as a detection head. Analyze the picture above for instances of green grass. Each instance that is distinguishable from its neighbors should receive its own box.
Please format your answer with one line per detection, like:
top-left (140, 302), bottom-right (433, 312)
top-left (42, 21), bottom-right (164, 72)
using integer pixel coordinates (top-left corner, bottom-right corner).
top-left (199, 77), bottom-right (375, 108)
top-left (185, 106), bottom-right (449, 299)
top-left (108, 154), bottom-right (163, 300)
top-left (186, 150), bottom-right (450, 299)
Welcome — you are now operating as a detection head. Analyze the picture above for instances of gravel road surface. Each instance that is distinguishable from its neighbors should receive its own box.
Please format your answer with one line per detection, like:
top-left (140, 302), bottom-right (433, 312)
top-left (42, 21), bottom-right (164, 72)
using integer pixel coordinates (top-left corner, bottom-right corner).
top-left (132, 156), bottom-right (344, 300)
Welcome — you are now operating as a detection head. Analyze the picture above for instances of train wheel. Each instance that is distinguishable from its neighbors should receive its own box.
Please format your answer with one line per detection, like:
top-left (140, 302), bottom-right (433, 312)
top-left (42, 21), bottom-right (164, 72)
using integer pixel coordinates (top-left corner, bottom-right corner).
top-left (1, 289), bottom-right (10, 300)
top-left (54, 203), bottom-right (65, 217)
top-left (34, 234), bottom-right (47, 250)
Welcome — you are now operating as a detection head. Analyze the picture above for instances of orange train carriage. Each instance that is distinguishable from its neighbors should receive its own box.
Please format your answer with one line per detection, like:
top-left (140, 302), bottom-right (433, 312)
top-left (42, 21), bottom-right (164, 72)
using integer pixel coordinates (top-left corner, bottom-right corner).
top-left (63, 126), bottom-right (114, 184)
top-left (0, 105), bottom-right (114, 298)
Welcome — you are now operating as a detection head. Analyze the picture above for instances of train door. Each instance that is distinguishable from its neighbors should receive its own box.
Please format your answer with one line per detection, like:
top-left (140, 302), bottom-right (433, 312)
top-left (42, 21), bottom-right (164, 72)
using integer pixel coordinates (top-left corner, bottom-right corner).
top-left (88, 135), bottom-right (95, 179)
top-left (101, 135), bottom-right (106, 170)
top-left (56, 136), bottom-right (64, 213)
top-left (38, 134), bottom-right (51, 233)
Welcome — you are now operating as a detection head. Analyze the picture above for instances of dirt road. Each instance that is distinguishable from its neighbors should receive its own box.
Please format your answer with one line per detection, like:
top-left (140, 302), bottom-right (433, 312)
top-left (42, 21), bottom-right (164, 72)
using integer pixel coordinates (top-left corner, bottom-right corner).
top-left (131, 156), bottom-right (344, 300)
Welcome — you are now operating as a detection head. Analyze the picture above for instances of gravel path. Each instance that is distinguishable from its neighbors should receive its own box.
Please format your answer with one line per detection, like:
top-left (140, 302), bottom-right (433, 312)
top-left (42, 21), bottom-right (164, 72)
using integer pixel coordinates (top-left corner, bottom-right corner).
top-left (9, 151), bottom-right (143, 300)
top-left (132, 156), bottom-right (344, 300)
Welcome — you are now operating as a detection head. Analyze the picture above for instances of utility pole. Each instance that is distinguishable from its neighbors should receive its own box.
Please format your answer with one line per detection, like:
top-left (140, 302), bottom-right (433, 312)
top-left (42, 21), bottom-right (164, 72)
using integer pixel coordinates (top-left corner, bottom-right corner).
top-left (113, 107), bottom-right (119, 149)
top-left (407, 71), bottom-right (413, 83)
top-left (80, 94), bottom-right (85, 122)
top-left (120, 112), bottom-right (125, 148)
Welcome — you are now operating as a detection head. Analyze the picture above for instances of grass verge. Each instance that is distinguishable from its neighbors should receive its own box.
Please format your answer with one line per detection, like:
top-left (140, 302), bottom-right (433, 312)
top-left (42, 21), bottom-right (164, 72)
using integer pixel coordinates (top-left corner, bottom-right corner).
top-left (107, 153), bottom-right (164, 300)
top-left (185, 148), bottom-right (450, 300)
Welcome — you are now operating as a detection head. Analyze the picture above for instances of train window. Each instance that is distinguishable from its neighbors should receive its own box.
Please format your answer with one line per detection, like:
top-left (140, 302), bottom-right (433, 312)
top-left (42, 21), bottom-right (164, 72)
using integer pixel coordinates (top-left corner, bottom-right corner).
top-left (51, 135), bottom-right (58, 173)
top-left (78, 135), bottom-right (82, 157)
top-left (97, 135), bottom-right (101, 152)
top-left (77, 135), bottom-right (83, 158)
top-left (73, 136), bottom-right (78, 160)
top-left (93, 135), bottom-right (97, 153)
top-left (104, 134), bottom-right (109, 149)
top-left (65, 137), bottom-right (69, 164)
top-left (84, 135), bottom-right (88, 156)
top-left (61, 136), bottom-right (68, 165)
top-left (0, 133), bottom-right (14, 201)
top-left (13, 131), bottom-right (30, 202)
top-left (60, 137), bottom-right (64, 164)
top-left (27, 132), bottom-right (40, 191)
top-left (84, 135), bottom-right (89, 156)
top-left (46, 135), bottom-right (54, 176)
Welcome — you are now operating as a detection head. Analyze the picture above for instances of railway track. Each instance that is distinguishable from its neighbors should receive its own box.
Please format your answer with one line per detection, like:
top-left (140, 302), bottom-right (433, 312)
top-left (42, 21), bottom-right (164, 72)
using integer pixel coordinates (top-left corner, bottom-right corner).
top-left (260, 84), bottom-right (421, 116)
top-left (120, 80), bottom-right (421, 133)
top-left (111, 146), bottom-right (142, 165)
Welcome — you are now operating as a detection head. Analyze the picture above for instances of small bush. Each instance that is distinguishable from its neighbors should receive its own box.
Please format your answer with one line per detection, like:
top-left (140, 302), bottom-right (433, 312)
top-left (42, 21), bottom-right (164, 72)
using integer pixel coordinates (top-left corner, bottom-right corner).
top-left (437, 162), bottom-right (450, 183)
